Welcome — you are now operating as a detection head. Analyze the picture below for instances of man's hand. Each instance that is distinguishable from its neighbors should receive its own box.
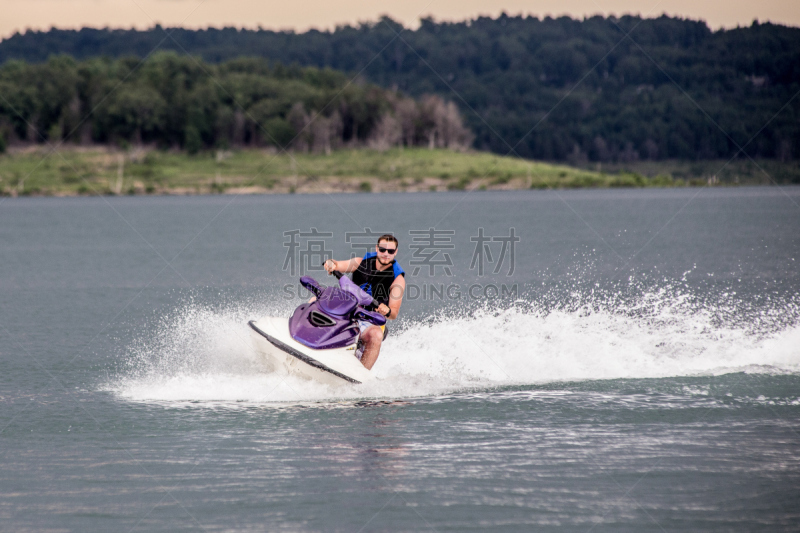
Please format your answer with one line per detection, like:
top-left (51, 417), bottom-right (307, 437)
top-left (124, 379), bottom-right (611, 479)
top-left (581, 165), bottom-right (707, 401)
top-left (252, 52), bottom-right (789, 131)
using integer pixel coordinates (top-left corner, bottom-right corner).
top-left (377, 303), bottom-right (391, 318)
top-left (324, 259), bottom-right (336, 274)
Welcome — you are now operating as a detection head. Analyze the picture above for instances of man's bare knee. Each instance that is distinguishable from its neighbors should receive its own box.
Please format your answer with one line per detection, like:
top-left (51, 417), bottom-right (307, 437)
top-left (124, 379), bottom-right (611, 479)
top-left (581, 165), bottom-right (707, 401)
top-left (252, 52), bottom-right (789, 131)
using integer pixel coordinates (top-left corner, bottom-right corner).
top-left (359, 327), bottom-right (383, 370)
top-left (363, 327), bottom-right (382, 344)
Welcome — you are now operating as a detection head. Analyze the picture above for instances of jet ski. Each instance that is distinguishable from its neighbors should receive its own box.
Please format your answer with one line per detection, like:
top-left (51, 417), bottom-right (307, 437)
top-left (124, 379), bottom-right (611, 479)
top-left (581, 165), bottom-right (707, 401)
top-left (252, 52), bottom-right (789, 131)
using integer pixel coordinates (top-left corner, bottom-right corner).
top-left (248, 271), bottom-right (387, 386)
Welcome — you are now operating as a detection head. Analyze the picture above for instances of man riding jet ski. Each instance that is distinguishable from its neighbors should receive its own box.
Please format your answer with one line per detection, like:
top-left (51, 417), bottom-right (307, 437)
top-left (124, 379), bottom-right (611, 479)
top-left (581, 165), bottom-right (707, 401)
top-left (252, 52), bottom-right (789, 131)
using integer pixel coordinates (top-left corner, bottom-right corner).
top-left (323, 234), bottom-right (406, 369)
top-left (248, 235), bottom-right (406, 385)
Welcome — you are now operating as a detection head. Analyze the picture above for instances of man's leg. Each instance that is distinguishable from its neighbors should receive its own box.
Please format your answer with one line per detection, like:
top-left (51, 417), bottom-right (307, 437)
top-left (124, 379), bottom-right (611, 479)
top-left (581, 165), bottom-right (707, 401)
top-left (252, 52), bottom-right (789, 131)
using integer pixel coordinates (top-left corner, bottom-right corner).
top-left (360, 326), bottom-right (383, 370)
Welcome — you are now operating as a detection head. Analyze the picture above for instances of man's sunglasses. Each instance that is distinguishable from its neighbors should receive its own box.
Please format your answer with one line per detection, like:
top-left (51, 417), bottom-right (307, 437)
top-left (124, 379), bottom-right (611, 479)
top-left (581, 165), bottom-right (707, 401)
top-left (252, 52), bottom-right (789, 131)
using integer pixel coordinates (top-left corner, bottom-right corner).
top-left (378, 246), bottom-right (397, 254)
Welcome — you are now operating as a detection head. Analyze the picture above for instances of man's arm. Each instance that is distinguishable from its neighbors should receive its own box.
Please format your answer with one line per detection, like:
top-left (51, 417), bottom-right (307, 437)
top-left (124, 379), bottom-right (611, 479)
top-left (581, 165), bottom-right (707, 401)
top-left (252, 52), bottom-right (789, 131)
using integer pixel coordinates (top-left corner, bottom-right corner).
top-left (385, 275), bottom-right (405, 320)
top-left (324, 257), bottom-right (362, 274)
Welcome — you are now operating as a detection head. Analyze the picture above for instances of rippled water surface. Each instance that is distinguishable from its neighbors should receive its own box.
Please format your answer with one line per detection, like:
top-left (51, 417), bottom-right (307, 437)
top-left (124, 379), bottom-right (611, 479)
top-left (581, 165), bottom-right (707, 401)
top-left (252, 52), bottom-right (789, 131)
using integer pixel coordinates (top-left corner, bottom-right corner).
top-left (1, 188), bottom-right (799, 531)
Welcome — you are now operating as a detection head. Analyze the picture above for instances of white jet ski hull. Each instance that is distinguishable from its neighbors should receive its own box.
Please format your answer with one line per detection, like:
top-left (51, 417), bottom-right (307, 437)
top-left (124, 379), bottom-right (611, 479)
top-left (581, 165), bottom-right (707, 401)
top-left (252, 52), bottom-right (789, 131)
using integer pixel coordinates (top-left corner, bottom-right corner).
top-left (248, 317), bottom-right (373, 386)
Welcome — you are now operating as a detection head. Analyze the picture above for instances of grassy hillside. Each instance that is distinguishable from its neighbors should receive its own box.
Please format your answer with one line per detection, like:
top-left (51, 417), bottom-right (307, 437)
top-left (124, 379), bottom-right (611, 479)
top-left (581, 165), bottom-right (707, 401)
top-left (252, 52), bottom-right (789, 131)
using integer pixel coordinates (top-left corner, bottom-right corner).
top-left (0, 146), bottom-right (783, 197)
top-left (571, 159), bottom-right (800, 186)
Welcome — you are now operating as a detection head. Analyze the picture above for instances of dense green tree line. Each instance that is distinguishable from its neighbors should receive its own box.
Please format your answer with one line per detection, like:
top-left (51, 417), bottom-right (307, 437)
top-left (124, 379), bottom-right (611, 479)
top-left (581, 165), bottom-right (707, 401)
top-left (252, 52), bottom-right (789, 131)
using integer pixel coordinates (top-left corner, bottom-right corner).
top-left (1, 14), bottom-right (798, 161)
top-left (0, 54), bottom-right (470, 152)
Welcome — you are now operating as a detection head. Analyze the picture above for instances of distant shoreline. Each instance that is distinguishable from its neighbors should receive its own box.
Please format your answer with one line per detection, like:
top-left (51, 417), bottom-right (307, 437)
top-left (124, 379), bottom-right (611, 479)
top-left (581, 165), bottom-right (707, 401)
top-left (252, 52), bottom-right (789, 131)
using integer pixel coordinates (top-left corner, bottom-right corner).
top-left (1, 146), bottom-right (796, 197)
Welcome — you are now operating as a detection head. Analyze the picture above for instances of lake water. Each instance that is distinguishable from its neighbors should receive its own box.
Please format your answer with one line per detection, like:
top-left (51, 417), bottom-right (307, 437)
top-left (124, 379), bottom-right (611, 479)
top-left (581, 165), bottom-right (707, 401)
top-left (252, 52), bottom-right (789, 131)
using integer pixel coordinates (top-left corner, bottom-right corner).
top-left (1, 188), bottom-right (799, 532)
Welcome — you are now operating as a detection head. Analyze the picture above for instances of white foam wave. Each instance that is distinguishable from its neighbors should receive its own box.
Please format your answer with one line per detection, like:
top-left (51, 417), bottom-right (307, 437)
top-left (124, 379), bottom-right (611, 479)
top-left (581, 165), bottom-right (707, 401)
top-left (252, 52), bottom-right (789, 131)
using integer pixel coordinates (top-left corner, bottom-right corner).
top-left (106, 289), bottom-right (800, 405)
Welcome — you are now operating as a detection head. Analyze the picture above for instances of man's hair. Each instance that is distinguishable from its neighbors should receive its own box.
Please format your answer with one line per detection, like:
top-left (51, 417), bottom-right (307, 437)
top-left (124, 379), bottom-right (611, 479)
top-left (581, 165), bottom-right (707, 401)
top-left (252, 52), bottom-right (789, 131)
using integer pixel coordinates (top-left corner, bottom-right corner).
top-left (378, 234), bottom-right (399, 246)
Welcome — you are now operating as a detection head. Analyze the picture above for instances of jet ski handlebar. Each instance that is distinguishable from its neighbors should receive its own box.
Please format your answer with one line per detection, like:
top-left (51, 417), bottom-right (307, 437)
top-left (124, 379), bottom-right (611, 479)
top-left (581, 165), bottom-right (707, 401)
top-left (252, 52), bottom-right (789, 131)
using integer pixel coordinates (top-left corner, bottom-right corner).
top-left (331, 270), bottom-right (382, 311)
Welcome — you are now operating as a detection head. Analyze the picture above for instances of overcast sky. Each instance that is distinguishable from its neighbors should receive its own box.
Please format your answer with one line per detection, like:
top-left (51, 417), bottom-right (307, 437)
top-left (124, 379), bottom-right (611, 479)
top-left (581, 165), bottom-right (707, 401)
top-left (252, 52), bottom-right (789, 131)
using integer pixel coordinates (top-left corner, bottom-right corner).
top-left (1, 0), bottom-right (797, 39)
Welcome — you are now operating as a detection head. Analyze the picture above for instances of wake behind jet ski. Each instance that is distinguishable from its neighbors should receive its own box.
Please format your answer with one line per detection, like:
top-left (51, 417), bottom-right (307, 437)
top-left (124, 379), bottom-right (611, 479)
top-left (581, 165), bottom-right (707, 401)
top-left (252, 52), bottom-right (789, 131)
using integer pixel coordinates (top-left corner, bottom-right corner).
top-left (249, 271), bottom-right (387, 386)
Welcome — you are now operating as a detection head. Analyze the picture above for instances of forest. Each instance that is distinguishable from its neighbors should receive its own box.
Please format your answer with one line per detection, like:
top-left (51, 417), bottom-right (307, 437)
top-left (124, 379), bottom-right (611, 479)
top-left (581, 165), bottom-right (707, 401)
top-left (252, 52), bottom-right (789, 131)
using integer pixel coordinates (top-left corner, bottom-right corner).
top-left (0, 54), bottom-right (471, 153)
top-left (0, 14), bottom-right (798, 162)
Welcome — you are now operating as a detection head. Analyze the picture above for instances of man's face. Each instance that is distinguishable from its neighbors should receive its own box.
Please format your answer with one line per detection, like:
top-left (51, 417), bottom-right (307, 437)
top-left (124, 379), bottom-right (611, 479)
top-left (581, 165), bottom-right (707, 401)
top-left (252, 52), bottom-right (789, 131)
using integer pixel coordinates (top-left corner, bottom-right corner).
top-left (376, 239), bottom-right (398, 263)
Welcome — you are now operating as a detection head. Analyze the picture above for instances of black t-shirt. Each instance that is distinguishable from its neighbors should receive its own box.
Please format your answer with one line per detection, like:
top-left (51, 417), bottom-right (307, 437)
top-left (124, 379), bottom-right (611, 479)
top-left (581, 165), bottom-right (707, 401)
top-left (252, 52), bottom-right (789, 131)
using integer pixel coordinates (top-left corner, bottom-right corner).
top-left (351, 252), bottom-right (405, 307)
